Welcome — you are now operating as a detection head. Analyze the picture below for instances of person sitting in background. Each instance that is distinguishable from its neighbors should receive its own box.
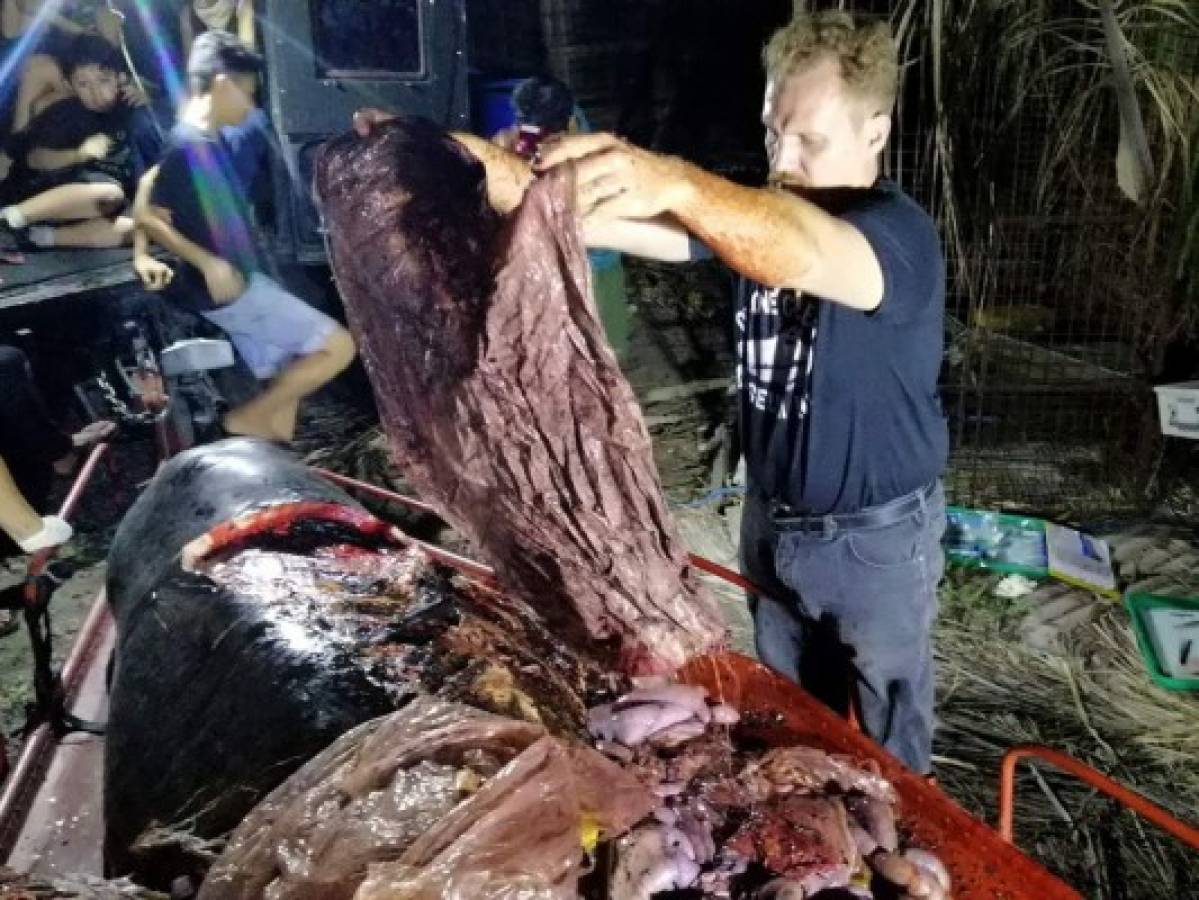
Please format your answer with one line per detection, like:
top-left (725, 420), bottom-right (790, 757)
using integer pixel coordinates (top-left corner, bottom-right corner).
top-left (0, 33), bottom-right (161, 253)
top-left (0, 342), bottom-right (113, 635)
top-left (134, 31), bottom-right (355, 443)
top-left (492, 75), bottom-right (631, 360)
top-left (1, 0), bottom-right (125, 135)
top-left (178, 0), bottom-right (254, 56)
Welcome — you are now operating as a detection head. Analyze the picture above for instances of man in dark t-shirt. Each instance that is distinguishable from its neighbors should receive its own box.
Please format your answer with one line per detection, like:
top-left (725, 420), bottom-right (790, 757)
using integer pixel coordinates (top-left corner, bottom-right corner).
top-left (534, 12), bottom-right (949, 773)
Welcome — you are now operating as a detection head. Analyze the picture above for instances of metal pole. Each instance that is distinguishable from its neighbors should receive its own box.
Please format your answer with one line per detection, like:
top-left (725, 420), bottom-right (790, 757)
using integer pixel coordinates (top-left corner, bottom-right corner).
top-left (24, 443), bottom-right (109, 604)
top-left (312, 467), bottom-right (439, 516)
top-left (313, 468), bottom-right (768, 599)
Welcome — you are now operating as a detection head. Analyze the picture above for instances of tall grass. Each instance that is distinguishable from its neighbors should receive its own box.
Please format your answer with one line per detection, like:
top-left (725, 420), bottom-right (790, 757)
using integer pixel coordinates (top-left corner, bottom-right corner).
top-left (890, 0), bottom-right (1199, 363)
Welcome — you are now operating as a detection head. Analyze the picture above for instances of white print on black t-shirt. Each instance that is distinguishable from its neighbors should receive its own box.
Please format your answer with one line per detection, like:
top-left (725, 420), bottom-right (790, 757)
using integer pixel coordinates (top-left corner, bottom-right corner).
top-left (735, 285), bottom-right (817, 422)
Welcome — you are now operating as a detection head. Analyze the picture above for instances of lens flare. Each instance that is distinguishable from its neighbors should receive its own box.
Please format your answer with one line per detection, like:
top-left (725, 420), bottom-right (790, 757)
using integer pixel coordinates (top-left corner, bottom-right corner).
top-left (124, 0), bottom-right (187, 107)
top-left (0, 0), bottom-right (67, 96)
top-left (184, 139), bottom-right (259, 273)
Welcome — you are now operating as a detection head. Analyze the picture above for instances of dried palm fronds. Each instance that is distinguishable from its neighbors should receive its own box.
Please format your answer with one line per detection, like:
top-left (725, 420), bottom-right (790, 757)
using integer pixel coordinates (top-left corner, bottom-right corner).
top-left (934, 595), bottom-right (1199, 899)
top-left (890, 0), bottom-right (1199, 347)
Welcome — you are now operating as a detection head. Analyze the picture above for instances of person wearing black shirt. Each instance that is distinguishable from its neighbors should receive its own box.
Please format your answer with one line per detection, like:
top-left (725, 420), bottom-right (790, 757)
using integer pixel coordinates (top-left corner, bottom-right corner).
top-left (528, 13), bottom-right (948, 773)
top-left (132, 31), bottom-right (355, 443)
top-left (0, 33), bottom-right (161, 251)
top-left (1, 0), bottom-right (124, 135)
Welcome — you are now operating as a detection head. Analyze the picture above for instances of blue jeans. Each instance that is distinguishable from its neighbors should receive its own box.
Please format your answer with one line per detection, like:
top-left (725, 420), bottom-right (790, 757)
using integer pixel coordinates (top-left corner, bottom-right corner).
top-left (739, 482), bottom-right (946, 773)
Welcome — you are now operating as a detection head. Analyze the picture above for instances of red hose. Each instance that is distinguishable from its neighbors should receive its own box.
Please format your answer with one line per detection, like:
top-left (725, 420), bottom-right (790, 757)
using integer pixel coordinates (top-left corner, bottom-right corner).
top-left (24, 443), bottom-right (109, 605)
top-left (313, 468), bottom-right (765, 599)
top-left (998, 744), bottom-right (1199, 851)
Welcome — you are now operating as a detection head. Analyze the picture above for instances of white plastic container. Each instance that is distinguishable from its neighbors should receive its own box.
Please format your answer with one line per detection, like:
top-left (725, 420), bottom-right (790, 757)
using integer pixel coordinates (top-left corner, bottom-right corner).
top-left (1153, 381), bottom-right (1199, 440)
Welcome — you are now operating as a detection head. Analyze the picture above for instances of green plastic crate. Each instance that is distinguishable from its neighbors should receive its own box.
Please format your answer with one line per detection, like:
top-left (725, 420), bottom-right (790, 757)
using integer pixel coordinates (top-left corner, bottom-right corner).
top-left (1125, 592), bottom-right (1199, 692)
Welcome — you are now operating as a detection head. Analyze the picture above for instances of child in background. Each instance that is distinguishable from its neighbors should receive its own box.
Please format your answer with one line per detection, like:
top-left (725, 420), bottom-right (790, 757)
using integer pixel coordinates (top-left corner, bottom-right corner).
top-left (134, 31), bottom-right (355, 442)
top-left (0, 33), bottom-right (161, 252)
top-left (1, 0), bottom-right (125, 133)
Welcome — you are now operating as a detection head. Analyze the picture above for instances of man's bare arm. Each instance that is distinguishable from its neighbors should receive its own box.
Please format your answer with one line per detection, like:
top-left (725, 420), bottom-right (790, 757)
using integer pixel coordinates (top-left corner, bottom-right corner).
top-left (133, 165), bottom-right (245, 303)
top-left (449, 132), bottom-right (696, 260)
top-left (672, 165), bottom-right (881, 310)
top-left (132, 216), bottom-right (149, 259)
top-left (131, 166), bottom-right (174, 290)
top-left (582, 215), bottom-right (695, 262)
top-left (454, 133), bottom-right (698, 261)
top-left (131, 165), bottom-right (159, 253)
top-left (141, 216), bottom-right (219, 273)
top-left (538, 134), bottom-right (883, 311)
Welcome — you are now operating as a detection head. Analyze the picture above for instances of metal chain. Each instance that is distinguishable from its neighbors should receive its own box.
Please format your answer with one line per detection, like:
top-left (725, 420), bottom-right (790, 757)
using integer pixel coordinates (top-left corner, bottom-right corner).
top-left (95, 370), bottom-right (161, 427)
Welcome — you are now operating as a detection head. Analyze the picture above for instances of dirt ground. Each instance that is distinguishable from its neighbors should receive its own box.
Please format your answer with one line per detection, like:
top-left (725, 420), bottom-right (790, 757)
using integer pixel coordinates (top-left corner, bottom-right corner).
top-left (0, 560), bottom-right (104, 773)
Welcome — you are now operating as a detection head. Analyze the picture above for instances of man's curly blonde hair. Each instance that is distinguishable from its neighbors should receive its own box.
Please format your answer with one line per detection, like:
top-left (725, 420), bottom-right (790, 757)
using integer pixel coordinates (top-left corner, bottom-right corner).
top-left (763, 11), bottom-right (899, 114)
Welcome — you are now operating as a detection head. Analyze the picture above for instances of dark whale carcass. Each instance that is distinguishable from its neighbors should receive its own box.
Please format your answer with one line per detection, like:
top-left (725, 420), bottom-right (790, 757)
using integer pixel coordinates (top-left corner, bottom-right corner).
top-left (103, 438), bottom-right (611, 880)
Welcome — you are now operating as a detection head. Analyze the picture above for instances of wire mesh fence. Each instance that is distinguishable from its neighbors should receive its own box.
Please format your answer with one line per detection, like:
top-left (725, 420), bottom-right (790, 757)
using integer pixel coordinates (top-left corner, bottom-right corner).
top-left (881, 0), bottom-right (1198, 518)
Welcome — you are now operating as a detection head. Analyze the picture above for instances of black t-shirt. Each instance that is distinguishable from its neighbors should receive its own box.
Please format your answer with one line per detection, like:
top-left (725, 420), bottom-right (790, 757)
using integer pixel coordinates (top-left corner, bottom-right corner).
top-left (150, 121), bottom-right (265, 312)
top-left (735, 179), bottom-right (948, 514)
top-left (11, 98), bottom-right (138, 192)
